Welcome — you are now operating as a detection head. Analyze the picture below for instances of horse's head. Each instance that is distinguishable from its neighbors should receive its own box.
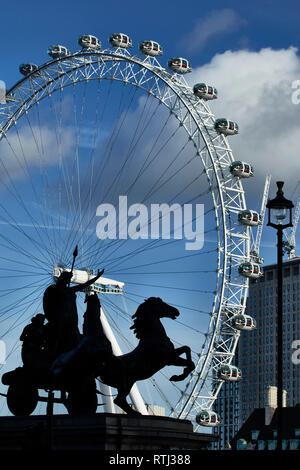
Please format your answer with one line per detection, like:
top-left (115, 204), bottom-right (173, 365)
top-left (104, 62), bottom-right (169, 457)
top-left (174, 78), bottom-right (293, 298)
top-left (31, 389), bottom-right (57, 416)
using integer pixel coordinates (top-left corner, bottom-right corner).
top-left (83, 293), bottom-right (101, 320)
top-left (133, 297), bottom-right (179, 320)
top-left (131, 297), bottom-right (179, 339)
top-left (83, 292), bottom-right (103, 337)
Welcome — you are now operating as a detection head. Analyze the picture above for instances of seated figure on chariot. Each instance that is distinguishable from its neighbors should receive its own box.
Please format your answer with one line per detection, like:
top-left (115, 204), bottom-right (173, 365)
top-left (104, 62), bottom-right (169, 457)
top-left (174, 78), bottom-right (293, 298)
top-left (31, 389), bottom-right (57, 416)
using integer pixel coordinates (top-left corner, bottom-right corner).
top-left (20, 313), bottom-right (46, 368)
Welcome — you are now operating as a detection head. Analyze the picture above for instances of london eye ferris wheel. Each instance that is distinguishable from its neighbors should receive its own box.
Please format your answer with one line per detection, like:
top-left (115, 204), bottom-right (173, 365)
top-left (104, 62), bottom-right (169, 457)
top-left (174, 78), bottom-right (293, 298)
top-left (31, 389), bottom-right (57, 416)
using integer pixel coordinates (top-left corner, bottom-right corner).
top-left (0, 32), bottom-right (262, 427)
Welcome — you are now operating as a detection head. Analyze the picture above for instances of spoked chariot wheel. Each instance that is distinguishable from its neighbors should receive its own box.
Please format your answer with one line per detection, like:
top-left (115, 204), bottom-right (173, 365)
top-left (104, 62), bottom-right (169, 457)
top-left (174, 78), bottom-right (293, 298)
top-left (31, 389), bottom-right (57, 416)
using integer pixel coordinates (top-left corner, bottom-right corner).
top-left (0, 33), bottom-right (260, 427)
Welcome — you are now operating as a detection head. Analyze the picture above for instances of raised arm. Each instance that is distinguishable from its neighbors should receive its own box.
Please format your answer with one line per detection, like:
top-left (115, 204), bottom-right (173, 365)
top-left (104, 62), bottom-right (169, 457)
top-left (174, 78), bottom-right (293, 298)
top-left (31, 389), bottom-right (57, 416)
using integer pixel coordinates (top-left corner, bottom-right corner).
top-left (70, 268), bottom-right (105, 293)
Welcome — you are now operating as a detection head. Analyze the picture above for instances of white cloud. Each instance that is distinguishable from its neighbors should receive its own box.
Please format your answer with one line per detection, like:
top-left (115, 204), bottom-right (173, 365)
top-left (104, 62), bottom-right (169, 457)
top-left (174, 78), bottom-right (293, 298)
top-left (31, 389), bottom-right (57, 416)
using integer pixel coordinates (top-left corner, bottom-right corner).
top-left (186, 47), bottom-right (300, 199)
top-left (0, 125), bottom-right (75, 181)
top-left (180, 9), bottom-right (246, 53)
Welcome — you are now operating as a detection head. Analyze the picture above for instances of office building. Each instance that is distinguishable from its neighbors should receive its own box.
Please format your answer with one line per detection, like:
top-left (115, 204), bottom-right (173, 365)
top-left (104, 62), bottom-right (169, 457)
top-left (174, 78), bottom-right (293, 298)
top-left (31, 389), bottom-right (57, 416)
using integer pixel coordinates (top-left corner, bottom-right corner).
top-left (239, 256), bottom-right (300, 424)
top-left (212, 257), bottom-right (300, 448)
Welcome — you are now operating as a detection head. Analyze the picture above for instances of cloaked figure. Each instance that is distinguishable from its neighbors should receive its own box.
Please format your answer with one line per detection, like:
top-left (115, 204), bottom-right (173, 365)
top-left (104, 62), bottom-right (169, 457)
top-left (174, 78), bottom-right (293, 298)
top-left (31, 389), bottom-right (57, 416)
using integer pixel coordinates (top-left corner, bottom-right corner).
top-left (43, 269), bottom-right (104, 359)
top-left (51, 293), bottom-right (114, 379)
top-left (20, 314), bottom-right (46, 367)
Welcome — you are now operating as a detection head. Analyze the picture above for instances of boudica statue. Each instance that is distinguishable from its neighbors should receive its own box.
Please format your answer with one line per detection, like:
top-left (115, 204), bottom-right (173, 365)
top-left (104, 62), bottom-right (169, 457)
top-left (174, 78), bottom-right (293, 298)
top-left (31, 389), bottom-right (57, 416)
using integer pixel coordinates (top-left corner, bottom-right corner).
top-left (1, 247), bottom-right (195, 416)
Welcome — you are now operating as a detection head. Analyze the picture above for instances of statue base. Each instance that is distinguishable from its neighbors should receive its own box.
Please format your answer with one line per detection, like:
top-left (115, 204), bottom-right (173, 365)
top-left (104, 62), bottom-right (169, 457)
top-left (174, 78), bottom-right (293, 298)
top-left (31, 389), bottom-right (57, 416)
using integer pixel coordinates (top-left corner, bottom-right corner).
top-left (0, 413), bottom-right (217, 451)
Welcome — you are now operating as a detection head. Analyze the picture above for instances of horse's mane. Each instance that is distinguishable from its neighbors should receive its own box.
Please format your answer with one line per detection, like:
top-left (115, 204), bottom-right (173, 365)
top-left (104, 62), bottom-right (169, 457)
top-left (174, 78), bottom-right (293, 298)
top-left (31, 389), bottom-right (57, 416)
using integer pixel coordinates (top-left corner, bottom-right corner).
top-left (130, 297), bottom-right (159, 339)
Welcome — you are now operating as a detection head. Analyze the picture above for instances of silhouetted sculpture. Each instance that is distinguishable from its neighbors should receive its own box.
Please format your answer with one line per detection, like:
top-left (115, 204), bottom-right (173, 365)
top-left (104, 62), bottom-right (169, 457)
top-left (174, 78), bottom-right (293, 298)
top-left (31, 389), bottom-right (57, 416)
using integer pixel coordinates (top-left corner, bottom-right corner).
top-left (20, 314), bottom-right (45, 367)
top-left (53, 296), bottom-right (195, 415)
top-left (43, 269), bottom-right (104, 358)
top-left (2, 247), bottom-right (195, 417)
top-left (2, 261), bottom-right (105, 416)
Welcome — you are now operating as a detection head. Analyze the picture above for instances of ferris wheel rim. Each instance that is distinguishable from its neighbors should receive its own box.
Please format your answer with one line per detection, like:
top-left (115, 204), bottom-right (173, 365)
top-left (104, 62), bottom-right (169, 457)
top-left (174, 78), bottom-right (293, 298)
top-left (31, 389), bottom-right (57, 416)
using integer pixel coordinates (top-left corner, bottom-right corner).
top-left (0, 47), bottom-right (250, 424)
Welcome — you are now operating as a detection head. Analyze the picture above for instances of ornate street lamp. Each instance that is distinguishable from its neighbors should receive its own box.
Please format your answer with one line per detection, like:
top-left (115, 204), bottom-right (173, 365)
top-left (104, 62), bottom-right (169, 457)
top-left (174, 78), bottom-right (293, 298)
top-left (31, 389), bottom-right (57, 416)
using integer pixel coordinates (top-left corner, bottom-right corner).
top-left (266, 181), bottom-right (294, 451)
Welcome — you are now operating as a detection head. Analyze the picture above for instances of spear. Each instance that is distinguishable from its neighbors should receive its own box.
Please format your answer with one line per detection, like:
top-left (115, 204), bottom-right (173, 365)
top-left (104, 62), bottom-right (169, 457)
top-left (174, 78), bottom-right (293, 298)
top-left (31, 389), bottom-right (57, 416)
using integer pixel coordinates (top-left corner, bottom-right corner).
top-left (69, 245), bottom-right (78, 286)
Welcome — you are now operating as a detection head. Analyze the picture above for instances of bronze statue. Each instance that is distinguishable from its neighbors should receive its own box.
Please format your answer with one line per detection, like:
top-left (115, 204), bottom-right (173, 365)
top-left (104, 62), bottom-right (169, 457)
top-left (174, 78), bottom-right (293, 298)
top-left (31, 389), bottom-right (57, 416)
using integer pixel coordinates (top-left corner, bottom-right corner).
top-left (2, 249), bottom-right (105, 416)
top-left (2, 246), bottom-right (195, 417)
top-left (99, 296), bottom-right (195, 415)
top-left (52, 295), bottom-right (195, 415)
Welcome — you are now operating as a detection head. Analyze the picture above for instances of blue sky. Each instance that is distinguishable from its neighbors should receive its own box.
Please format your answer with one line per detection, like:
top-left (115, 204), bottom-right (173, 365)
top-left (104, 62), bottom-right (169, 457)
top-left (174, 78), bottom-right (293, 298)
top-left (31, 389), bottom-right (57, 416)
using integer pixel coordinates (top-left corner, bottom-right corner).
top-left (0, 0), bottom-right (300, 415)
top-left (1, 0), bottom-right (300, 86)
top-left (0, 0), bottom-right (294, 260)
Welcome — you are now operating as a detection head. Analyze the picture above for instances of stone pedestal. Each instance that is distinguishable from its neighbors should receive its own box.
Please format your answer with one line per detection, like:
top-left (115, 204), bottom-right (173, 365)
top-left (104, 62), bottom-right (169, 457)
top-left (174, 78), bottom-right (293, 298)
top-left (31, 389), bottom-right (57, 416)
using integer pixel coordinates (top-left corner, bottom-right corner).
top-left (0, 413), bottom-right (217, 451)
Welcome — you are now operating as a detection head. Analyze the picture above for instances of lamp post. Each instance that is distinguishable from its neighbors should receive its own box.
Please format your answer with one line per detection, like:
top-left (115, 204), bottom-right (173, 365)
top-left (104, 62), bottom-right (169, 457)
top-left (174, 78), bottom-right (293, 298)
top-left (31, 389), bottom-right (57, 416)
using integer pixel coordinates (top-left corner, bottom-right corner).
top-left (266, 181), bottom-right (294, 451)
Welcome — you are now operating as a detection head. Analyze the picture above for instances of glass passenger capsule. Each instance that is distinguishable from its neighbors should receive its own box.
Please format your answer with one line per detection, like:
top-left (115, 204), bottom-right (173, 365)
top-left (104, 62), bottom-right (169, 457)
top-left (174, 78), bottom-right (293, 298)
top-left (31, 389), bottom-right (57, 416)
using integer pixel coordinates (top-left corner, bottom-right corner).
top-left (78, 35), bottom-right (101, 50)
top-left (139, 40), bottom-right (163, 56)
top-left (229, 161), bottom-right (254, 178)
top-left (5, 92), bottom-right (16, 103)
top-left (217, 364), bottom-right (242, 382)
top-left (193, 83), bottom-right (218, 100)
top-left (19, 63), bottom-right (39, 76)
top-left (196, 410), bottom-right (220, 427)
top-left (168, 57), bottom-right (191, 74)
top-left (109, 33), bottom-right (132, 48)
top-left (48, 45), bottom-right (70, 59)
top-left (238, 210), bottom-right (262, 226)
top-left (238, 262), bottom-right (263, 279)
top-left (230, 314), bottom-right (256, 331)
top-left (214, 118), bottom-right (239, 135)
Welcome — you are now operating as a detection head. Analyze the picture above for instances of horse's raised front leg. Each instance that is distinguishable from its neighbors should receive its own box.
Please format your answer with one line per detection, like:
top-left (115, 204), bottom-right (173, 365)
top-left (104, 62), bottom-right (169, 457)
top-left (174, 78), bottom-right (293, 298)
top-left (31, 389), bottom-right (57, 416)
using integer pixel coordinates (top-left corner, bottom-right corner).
top-left (169, 346), bottom-right (195, 382)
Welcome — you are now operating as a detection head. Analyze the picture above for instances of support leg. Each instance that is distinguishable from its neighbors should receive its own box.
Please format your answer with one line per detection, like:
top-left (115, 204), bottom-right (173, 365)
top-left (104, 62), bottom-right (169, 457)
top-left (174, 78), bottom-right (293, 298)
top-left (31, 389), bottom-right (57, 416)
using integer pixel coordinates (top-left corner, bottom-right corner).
top-left (46, 389), bottom-right (54, 450)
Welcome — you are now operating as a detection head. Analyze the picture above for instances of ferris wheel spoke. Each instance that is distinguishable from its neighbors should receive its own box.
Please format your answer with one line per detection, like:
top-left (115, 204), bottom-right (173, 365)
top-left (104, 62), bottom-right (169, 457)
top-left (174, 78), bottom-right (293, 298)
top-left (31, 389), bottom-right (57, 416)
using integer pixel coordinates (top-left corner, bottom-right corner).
top-left (89, 172), bottom-right (216, 268)
top-left (123, 280), bottom-right (215, 294)
top-left (61, 82), bottom-right (143, 264)
top-left (74, 100), bottom-right (213, 268)
top-left (44, 90), bottom-right (82, 264)
top-left (0, 224), bottom-right (54, 272)
top-left (121, 108), bottom-right (179, 198)
top-left (84, 79), bottom-right (112, 255)
top-left (122, 291), bottom-right (211, 317)
top-left (0, 282), bottom-right (47, 327)
top-left (0, 277), bottom-right (49, 298)
top-left (0, 288), bottom-right (47, 339)
top-left (79, 92), bottom-right (194, 265)
top-left (21, 109), bottom-right (60, 257)
top-left (100, 211), bottom-right (216, 272)
top-left (104, 239), bottom-right (216, 273)
top-left (1, 125), bottom-right (63, 269)
top-left (0, 157), bottom-right (57, 267)
top-left (3, 116), bottom-right (59, 264)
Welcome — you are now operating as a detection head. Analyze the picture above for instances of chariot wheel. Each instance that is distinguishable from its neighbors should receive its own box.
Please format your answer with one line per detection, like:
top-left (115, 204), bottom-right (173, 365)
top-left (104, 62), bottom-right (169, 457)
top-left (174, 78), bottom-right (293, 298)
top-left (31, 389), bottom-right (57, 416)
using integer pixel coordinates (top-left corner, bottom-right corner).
top-left (0, 33), bottom-right (255, 427)
top-left (7, 382), bottom-right (38, 416)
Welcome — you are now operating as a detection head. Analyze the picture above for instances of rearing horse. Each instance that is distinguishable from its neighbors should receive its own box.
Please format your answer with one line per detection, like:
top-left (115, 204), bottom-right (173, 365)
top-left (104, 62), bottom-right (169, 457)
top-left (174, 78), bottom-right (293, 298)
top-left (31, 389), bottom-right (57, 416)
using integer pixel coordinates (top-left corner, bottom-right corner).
top-left (52, 294), bottom-right (195, 415)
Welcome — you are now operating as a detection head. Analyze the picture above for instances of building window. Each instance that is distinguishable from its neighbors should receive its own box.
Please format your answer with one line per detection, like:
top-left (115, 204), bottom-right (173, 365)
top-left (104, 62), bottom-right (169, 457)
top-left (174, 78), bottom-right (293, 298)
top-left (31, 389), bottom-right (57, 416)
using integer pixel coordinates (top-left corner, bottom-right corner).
top-left (251, 430), bottom-right (260, 440)
top-left (258, 440), bottom-right (266, 450)
top-left (293, 266), bottom-right (299, 276)
top-left (267, 271), bottom-right (274, 281)
top-left (290, 439), bottom-right (300, 450)
top-left (284, 268), bottom-right (290, 278)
